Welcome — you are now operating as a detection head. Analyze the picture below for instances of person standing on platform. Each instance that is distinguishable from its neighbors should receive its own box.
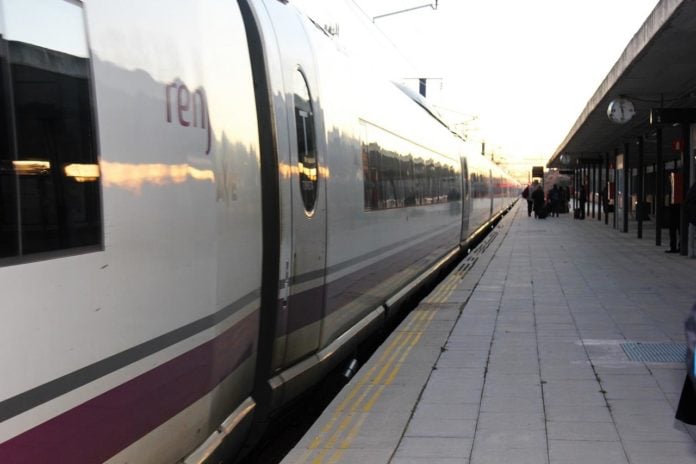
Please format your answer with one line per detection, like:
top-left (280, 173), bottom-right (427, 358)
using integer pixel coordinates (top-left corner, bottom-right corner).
top-left (522, 184), bottom-right (532, 217)
top-left (666, 204), bottom-right (680, 253)
top-left (531, 182), bottom-right (545, 218)
top-left (601, 185), bottom-right (608, 215)
top-left (549, 184), bottom-right (561, 217)
top-left (676, 182), bottom-right (696, 425)
top-left (666, 172), bottom-right (683, 253)
top-left (578, 184), bottom-right (586, 219)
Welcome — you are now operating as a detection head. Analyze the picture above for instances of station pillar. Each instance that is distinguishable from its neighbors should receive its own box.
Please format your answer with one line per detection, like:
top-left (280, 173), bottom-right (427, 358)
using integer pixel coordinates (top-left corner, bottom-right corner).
top-left (637, 137), bottom-right (644, 239)
top-left (680, 123), bottom-right (691, 256)
top-left (605, 152), bottom-right (610, 225)
top-left (623, 143), bottom-right (630, 233)
top-left (655, 128), bottom-right (663, 246)
top-left (591, 163), bottom-right (596, 219)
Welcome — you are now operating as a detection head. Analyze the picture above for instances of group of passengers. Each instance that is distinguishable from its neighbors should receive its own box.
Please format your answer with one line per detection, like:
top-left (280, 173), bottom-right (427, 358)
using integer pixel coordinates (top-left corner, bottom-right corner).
top-left (521, 180), bottom-right (696, 427)
top-left (521, 182), bottom-right (570, 219)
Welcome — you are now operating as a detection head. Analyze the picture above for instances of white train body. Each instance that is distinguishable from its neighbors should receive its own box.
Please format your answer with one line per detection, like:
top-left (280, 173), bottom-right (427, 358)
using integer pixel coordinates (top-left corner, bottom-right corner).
top-left (0, 1), bottom-right (518, 463)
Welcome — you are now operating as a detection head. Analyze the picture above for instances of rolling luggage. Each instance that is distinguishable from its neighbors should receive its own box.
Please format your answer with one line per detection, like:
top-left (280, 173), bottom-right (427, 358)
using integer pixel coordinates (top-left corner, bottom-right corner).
top-left (573, 208), bottom-right (582, 219)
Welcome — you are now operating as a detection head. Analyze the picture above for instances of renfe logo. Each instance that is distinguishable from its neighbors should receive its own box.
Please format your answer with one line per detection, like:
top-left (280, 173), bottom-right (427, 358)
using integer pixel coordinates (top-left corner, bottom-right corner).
top-left (165, 81), bottom-right (211, 154)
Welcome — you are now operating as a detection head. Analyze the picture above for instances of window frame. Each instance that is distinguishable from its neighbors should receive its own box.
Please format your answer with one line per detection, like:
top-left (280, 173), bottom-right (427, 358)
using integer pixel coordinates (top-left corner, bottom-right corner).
top-left (0, 0), bottom-right (103, 267)
top-left (360, 121), bottom-right (461, 212)
top-left (293, 68), bottom-right (319, 217)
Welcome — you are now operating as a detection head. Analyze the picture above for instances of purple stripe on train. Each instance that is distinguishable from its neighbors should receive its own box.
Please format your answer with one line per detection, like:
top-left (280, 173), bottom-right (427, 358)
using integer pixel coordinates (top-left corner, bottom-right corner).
top-left (0, 311), bottom-right (258, 464)
top-left (282, 227), bottom-right (459, 335)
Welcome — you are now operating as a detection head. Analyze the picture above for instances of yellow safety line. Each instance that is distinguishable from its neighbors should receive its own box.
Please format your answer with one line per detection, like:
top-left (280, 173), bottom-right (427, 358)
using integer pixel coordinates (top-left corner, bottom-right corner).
top-left (310, 329), bottom-right (419, 464)
top-left (297, 268), bottom-right (463, 464)
top-left (325, 410), bottom-right (367, 464)
top-left (424, 273), bottom-right (459, 304)
top-left (297, 310), bottom-right (430, 464)
top-left (312, 326), bottom-right (424, 464)
top-left (325, 330), bottom-right (425, 463)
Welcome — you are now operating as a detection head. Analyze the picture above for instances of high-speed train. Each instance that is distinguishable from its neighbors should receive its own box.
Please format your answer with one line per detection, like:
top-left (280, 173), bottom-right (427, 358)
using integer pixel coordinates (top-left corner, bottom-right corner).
top-left (0, 1), bottom-right (518, 463)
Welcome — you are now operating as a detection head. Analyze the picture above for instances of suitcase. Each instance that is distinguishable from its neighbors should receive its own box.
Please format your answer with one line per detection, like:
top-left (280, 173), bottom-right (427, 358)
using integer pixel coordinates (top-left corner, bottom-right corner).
top-left (574, 208), bottom-right (582, 219)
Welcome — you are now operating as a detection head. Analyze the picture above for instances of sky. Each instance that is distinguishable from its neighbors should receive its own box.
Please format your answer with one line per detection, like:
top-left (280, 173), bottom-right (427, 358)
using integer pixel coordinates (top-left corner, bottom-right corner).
top-left (294, 0), bottom-right (660, 181)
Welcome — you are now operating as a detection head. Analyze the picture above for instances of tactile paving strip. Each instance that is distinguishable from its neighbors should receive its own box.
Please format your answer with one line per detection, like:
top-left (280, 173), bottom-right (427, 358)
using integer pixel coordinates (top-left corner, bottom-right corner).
top-left (621, 342), bottom-right (687, 363)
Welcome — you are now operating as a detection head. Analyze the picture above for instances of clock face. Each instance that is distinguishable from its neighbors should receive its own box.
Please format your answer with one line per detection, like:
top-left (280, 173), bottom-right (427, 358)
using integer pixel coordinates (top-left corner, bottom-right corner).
top-left (607, 98), bottom-right (635, 124)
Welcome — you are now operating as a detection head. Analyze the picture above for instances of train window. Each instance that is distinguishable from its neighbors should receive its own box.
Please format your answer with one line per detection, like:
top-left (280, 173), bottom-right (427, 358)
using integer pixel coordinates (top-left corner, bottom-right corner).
top-left (294, 70), bottom-right (318, 215)
top-left (362, 142), bottom-right (380, 211)
top-left (380, 150), bottom-right (400, 208)
top-left (401, 155), bottom-right (414, 206)
top-left (0, 0), bottom-right (101, 261)
top-left (425, 160), bottom-right (436, 203)
top-left (413, 158), bottom-right (425, 206)
top-left (360, 122), bottom-right (460, 211)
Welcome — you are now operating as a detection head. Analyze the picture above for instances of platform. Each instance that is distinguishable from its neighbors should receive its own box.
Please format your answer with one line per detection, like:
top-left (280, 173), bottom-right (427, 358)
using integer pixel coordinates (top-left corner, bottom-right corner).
top-left (281, 202), bottom-right (696, 464)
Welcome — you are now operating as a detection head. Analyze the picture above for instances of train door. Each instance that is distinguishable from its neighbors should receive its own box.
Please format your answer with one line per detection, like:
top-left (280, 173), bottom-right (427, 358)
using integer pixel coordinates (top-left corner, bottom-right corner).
top-left (489, 169), bottom-right (494, 216)
top-left (460, 157), bottom-right (470, 242)
top-left (282, 69), bottom-right (327, 366)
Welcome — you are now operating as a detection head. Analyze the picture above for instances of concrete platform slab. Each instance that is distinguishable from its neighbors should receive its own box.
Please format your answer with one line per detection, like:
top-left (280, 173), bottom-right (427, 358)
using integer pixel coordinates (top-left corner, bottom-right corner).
top-left (281, 203), bottom-right (696, 464)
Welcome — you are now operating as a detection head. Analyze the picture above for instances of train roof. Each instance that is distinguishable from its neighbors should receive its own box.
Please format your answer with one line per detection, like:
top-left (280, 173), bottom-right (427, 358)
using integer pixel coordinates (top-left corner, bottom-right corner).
top-left (391, 81), bottom-right (450, 130)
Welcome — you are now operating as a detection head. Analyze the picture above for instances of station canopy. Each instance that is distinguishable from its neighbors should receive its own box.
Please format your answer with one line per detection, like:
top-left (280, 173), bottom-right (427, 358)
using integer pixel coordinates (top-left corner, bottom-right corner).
top-left (548, 0), bottom-right (696, 168)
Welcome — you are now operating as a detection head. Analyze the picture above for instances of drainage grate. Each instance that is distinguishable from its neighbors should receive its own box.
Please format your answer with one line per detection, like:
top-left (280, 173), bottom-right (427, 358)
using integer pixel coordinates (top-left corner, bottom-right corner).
top-left (621, 342), bottom-right (687, 363)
